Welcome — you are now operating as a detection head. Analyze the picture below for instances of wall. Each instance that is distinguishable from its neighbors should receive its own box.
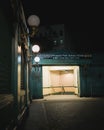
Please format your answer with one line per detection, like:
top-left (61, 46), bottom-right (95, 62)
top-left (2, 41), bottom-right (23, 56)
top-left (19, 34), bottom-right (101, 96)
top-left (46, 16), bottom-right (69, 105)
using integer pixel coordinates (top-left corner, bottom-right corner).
top-left (86, 65), bottom-right (104, 96)
top-left (60, 71), bottom-right (74, 86)
top-left (0, 6), bottom-right (12, 93)
top-left (0, 1), bottom-right (15, 129)
top-left (43, 66), bottom-right (51, 87)
top-left (79, 54), bottom-right (104, 97)
top-left (0, 1), bottom-right (31, 129)
top-left (31, 66), bottom-right (43, 99)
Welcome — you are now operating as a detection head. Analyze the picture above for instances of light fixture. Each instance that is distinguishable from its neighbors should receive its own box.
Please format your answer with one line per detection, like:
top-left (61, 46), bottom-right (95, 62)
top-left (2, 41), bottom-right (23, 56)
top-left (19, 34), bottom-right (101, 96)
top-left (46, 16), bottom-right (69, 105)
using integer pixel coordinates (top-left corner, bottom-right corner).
top-left (19, 14), bottom-right (41, 65)
top-left (33, 56), bottom-right (40, 71)
top-left (34, 56), bottom-right (40, 64)
top-left (27, 15), bottom-right (40, 27)
top-left (20, 14), bottom-right (40, 44)
top-left (32, 44), bottom-right (40, 65)
top-left (27, 15), bottom-right (40, 37)
top-left (32, 44), bottom-right (40, 53)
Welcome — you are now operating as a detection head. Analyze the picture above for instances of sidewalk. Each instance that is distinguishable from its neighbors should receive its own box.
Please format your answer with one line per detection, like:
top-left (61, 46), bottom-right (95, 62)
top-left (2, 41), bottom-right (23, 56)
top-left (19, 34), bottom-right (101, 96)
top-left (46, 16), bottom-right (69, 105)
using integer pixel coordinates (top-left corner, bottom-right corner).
top-left (21, 95), bottom-right (104, 130)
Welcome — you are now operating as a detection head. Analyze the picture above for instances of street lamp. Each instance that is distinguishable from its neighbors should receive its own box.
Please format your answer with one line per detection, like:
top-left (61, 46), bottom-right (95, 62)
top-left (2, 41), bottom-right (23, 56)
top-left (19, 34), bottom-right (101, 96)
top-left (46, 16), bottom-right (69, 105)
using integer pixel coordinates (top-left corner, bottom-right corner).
top-left (27, 15), bottom-right (40, 64)
top-left (32, 44), bottom-right (40, 64)
top-left (20, 15), bottom-right (40, 43)
top-left (27, 15), bottom-right (40, 37)
top-left (32, 44), bottom-right (40, 53)
top-left (27, 15), bottom-right (40, 27)
top-left (34, 56), bottom-right (40, 64)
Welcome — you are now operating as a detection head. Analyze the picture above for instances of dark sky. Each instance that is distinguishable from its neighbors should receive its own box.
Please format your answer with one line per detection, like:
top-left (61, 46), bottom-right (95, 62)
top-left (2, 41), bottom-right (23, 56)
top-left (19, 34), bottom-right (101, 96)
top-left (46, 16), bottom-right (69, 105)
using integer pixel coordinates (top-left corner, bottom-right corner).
top-left (22, 0), bottom-right (104, 53)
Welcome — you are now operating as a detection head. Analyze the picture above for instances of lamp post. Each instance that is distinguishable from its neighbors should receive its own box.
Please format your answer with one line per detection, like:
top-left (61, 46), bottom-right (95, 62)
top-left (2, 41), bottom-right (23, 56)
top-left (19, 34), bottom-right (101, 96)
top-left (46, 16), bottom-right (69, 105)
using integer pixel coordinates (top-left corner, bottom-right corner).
top-left (21, 14), bottom-right (40, 103)
top-left (25, 15), bottom-right (41, 64)
top-left (27, 15), bottom-right (40, 37)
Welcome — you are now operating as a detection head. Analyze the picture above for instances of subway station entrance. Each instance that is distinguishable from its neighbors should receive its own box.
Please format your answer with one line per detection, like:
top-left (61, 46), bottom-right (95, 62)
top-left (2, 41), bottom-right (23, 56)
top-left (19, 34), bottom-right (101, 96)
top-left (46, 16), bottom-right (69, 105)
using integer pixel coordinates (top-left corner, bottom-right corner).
top-left (42, 66), bottom-right (80, 96)
top-left (31, 53), bottom-right (92, 99)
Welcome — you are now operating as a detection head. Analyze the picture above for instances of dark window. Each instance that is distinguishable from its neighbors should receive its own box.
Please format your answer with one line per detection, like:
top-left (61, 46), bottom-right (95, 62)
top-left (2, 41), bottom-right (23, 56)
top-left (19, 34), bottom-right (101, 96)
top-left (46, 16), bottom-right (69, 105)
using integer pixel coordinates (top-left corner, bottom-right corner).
top-left (60, 30), bottom-right (63, 36)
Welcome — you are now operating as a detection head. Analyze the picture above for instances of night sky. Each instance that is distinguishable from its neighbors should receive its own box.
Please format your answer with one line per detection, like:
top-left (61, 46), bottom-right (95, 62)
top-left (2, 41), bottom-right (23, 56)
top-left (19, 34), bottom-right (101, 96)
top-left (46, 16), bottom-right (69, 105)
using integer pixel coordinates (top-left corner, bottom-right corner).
top-left (22, 0), bottom-right (103, 53)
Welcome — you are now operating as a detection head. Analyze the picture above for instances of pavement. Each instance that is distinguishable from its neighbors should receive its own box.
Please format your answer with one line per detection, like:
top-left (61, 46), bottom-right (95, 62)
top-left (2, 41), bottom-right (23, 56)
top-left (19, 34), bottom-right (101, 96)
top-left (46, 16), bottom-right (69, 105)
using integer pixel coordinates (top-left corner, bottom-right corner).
top-left (20, 95), bottom-right (104, 130)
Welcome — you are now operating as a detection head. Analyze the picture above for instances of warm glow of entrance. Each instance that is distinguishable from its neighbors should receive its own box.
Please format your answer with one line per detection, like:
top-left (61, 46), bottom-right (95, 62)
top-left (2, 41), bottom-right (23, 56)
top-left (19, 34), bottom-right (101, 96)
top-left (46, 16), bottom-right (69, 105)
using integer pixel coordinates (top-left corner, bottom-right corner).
top-left (42, 66), bottom-right (80, 96)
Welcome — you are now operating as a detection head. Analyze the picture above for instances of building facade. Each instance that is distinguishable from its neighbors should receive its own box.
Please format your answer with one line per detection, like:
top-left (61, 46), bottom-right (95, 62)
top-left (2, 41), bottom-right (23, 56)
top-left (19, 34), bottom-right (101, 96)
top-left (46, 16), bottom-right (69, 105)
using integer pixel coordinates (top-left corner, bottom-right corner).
top-left (0, 0), bottom-right (31, 129)
top-left (31, 24), bottom-right (104, 98)
top-left (0, 0), bottom-right (104, 129)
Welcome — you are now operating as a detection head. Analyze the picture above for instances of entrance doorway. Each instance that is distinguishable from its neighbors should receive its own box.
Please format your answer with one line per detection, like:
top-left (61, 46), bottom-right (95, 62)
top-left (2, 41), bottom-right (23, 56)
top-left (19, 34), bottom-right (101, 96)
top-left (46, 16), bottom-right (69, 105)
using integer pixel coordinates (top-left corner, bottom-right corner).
top-left (42, 66), bottom-right (80, 96)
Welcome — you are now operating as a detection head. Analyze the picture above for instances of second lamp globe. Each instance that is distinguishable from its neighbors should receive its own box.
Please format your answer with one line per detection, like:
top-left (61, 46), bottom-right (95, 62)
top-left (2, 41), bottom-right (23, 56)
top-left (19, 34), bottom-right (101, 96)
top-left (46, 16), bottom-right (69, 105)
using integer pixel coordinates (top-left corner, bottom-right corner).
top-left (32, 44), bottom-right (40, 53)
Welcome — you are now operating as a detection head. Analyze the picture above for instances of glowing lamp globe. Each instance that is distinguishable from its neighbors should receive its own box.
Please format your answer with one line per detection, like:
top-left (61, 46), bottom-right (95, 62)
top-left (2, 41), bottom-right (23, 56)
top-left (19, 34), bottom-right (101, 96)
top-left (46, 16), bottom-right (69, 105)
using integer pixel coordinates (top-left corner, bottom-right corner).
top-left (32, 45), bottom-right (40, 53)
top-left (34, 56), bottom-right (40, 63)
top-left (27, 15), bottom-right (40, 27)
